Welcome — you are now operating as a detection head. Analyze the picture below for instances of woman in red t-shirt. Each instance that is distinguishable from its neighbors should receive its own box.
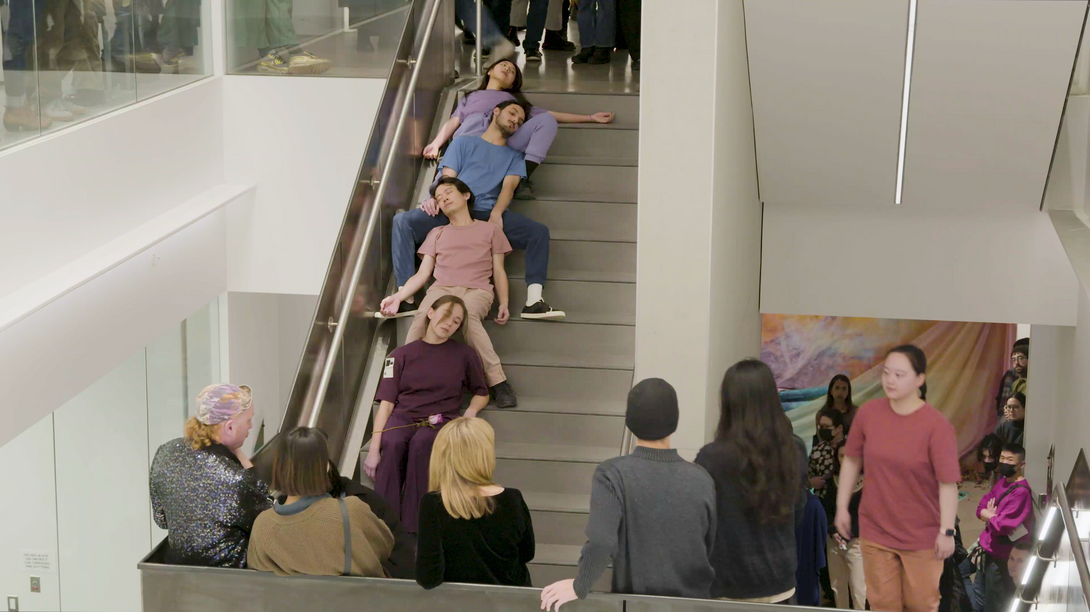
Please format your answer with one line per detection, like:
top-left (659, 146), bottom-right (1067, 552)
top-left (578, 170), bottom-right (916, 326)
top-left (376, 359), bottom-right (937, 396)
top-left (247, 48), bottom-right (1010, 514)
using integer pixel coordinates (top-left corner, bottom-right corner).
top-left (835, 345), bottom-right (961, 612)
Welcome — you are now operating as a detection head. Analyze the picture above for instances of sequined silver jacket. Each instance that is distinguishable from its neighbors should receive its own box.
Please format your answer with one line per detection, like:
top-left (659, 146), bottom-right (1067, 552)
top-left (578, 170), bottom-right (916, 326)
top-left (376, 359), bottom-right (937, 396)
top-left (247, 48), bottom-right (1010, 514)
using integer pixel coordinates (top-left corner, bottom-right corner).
top-left (149, 438), bottom-right (272, 568)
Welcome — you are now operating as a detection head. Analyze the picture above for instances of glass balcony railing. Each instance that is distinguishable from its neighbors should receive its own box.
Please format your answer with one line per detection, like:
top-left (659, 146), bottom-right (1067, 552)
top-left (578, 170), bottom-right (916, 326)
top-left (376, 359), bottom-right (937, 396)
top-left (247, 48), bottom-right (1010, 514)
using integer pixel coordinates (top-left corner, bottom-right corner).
top-left (0, 0), bottom-right (213, 152)
top-left (225, 0), bottom-right (411, 77)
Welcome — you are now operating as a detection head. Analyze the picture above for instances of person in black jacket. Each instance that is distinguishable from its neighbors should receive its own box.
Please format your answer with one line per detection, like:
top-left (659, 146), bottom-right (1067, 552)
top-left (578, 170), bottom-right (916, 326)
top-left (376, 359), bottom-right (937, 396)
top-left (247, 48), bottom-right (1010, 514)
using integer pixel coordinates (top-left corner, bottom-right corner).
top-left (695, 359), bottom-right (807, 604)
top-left (329, 462), bottom-right (416, 579)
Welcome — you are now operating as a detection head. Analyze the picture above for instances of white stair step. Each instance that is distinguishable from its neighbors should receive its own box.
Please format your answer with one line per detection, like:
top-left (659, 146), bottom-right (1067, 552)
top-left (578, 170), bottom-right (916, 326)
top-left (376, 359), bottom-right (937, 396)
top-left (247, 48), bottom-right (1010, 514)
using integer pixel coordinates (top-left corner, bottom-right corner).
top-left (522, 92), bottom-right (640, 129)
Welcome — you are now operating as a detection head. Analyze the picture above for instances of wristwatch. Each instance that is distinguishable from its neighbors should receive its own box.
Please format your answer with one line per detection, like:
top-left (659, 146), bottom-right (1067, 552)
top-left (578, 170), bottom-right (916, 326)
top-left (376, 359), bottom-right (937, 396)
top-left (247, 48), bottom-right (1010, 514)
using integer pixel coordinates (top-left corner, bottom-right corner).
top-left (944, 529), bottom-right (956, 537)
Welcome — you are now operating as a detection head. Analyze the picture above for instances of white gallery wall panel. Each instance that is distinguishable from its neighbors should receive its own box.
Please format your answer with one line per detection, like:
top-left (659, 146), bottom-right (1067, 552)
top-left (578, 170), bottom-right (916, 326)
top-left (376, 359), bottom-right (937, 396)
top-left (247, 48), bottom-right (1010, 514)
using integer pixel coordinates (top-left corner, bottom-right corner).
top-left (902, 0), bottom-right (1086, 211)
top-left (760, 204), bottom-right (1078, 325)
top-left (745, 0), bottom-right (909, 207)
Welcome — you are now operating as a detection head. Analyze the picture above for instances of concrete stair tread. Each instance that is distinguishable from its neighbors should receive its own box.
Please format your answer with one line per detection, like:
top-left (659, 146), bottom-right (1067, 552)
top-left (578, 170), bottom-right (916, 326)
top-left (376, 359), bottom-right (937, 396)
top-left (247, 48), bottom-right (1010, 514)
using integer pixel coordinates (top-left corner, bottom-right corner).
top-left (532, 544), bottom-right (587, 567)
top-left (508, 200), bottom-right (636, 243)
top-left (556, 123), bottom-right (638, 131)
top-left (496, 442), bottom-right (618, 464)
top-left (498, 279), bottom-right (635, 326)
top-left (507, 240), bottom-right (636, 283)
top-left (546, 156), bottom-right (637, 167)
top-left (488, 396), bottom-right (626, 417)
top-left (522, 491), bottom-right (591, 514)
top-left (499, 349), bottom-right (634, 370)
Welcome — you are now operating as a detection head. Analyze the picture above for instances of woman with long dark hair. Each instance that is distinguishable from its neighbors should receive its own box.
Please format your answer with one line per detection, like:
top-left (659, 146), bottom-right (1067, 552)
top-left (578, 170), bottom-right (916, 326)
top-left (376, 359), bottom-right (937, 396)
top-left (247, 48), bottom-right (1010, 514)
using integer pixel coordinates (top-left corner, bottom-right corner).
top-left (695, 359), bottom-right (807, 603)
top-left (815, 374), bottom-right (858, 433)
top-left (422, 59), bottom-right (614, 198)
top-left (836, 344), bottom-right (960, 612)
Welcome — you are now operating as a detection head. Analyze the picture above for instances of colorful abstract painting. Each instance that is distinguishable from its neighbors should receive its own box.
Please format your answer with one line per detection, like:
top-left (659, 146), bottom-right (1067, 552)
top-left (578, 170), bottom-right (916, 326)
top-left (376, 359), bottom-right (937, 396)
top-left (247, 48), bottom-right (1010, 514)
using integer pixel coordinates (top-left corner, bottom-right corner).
top-left (762, 314), bottom-right (1016, 458)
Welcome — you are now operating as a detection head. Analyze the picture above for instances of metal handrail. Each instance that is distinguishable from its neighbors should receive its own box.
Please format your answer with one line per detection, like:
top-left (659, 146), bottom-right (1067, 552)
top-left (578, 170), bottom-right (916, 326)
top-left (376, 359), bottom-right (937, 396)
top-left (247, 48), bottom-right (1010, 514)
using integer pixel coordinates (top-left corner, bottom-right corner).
top-left (1055, 484), bottom-right (1090, 597)
top-left (307, 0), bottom-right (446, 427)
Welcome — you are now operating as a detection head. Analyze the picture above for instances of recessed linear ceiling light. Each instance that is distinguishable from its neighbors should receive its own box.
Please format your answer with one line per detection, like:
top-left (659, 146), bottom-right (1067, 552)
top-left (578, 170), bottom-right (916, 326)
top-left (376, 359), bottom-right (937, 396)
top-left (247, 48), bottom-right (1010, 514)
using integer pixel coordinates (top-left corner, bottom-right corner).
top-left (896, 0), bottom-right (919, 205)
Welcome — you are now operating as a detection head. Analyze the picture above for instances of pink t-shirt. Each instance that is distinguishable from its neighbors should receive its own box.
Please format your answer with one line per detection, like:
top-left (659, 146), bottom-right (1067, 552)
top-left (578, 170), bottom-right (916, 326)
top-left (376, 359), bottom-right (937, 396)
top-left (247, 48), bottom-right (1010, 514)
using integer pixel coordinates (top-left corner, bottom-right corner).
top-left (844, 398), bottom-right (961, 551)
top-left (418, 221), bottom-right (512, 291)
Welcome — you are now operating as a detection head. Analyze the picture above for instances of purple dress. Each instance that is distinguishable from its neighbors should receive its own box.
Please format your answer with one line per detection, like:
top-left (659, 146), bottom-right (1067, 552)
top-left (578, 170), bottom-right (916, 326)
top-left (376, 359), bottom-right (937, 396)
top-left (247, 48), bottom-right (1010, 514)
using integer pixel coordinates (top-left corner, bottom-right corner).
top-left (374, 339), bottom-right (489, 532)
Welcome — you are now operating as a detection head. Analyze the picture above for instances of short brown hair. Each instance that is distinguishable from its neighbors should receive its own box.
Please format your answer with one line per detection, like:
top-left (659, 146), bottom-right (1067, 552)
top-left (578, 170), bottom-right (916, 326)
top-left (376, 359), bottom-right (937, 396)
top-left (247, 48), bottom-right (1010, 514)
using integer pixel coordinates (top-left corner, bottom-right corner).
top-left (271, 427), bottom-right (332, 496)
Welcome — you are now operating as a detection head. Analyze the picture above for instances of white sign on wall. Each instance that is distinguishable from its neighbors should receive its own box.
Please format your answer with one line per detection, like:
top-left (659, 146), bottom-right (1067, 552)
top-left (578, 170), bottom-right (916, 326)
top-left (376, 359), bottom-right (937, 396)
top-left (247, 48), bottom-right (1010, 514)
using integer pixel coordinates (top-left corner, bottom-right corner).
top-left (21, 550), bottom-right (56, 574)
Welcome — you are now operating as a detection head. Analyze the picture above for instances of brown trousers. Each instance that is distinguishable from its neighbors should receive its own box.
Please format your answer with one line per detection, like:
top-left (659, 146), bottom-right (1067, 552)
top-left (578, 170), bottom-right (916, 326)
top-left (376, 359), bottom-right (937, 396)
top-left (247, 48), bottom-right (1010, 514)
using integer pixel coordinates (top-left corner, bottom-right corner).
top-left (861, 539), bottom-right (944, 612)
top-left (406, 285), bottom-right (505, 386)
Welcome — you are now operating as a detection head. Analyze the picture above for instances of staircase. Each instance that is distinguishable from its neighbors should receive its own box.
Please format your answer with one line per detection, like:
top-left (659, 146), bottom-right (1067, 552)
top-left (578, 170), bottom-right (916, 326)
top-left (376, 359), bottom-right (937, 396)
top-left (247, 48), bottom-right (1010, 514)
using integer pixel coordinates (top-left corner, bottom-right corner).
top-left (484, 89), bottom-right (639, 589)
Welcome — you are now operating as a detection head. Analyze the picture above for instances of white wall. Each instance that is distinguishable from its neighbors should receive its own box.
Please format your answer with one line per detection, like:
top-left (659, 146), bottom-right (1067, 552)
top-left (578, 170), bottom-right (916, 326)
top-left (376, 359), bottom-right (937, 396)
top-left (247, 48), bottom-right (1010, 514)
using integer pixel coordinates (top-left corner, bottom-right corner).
top-left (705, 1), bottom-right (764, 439)
top-left (0, 80), bottom-right (225, 300)
top-left (225, 292), bottom-right (318, 452)
top-left (1025, 323), bottom-right (1075, 494)
top-left (637, 0), bottom-right (762, 456)
top-left (0, 416), bottom-right (60, 612)
top-left (0, 208), bottom-right (228, 449)
top-left (53, 353), bottom-right (151, 612)
top-left (761, 205), bottom-right (1079, 325)
top-left (223, 76), bottom-right (385, 296)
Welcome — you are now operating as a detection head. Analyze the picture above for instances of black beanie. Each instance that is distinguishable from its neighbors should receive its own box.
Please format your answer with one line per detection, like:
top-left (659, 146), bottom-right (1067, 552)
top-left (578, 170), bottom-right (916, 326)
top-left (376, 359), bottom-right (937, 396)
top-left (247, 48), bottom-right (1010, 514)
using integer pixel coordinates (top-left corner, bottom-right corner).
top-left (626, 378), bottom-right (680, 441)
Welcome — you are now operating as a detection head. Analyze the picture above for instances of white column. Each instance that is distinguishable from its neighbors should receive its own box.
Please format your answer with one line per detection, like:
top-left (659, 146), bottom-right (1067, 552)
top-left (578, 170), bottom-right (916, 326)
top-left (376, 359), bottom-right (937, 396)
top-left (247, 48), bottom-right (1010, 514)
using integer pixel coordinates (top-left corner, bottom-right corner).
top-left (637, 0), bottom-right (763, 456)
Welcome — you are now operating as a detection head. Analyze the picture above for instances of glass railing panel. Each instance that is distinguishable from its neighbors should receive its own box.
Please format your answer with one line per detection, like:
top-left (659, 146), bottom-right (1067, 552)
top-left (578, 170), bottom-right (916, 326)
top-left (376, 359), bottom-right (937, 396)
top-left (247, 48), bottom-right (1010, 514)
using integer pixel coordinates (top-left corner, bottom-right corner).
top-left (225, 0), bottom-right (412, 77)
top-left (0, 0), bottom-right (211, 153)
top-left (1, 0), bottom-right (45, 150)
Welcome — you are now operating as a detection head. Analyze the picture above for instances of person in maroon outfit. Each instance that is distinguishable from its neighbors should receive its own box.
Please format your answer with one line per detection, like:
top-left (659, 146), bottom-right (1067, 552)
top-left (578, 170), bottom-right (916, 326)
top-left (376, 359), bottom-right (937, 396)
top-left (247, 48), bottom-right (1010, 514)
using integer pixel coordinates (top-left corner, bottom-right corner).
top-left (362, 295), bottom-right (490, 533)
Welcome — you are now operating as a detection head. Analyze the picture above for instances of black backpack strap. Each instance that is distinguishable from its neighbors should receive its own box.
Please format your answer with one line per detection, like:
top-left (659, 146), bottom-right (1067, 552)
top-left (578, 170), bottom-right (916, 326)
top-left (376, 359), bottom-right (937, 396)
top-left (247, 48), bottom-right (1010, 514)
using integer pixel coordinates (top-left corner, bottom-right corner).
top-left (338, 497), bottom-right (353, 576)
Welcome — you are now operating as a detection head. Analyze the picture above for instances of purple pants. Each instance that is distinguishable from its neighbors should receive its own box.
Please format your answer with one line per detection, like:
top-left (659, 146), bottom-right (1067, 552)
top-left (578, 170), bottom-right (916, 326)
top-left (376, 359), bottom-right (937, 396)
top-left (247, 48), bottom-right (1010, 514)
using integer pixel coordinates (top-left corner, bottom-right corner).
top-left (454, 111), bottom-right (558, 164)
top-left (374, 410), bottom-right (456, 533)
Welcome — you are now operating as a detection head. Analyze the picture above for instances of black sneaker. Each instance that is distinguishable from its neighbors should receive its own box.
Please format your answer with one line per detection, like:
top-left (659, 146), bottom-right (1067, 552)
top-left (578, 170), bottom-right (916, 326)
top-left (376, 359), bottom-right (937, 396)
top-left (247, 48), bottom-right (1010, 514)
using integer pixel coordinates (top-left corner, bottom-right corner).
top-left (588, 47), bottom-right (612, 65)
top-left (524, 48), bottom-right (543, 62)
top-left (543, 30), bottom-right (576, 51)
top-left (462, 31), bottom-right (476, 45)
top-left (571, 47), bottom-right (594, 65)
top-left (514, 178), bottom-right (535, 200)
top-left (491, 381), bottom-right (518, 409)
top-left (521, 300), bottom-right (566, 321)
top-left (632, 59), bottom-right (640, 71)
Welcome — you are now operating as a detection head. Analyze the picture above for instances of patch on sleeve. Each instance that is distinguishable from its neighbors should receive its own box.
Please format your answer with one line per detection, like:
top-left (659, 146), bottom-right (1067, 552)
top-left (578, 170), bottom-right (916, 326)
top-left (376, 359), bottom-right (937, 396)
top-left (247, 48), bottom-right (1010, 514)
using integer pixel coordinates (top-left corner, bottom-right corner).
top-left (383, 357), bottom-right (395, 378)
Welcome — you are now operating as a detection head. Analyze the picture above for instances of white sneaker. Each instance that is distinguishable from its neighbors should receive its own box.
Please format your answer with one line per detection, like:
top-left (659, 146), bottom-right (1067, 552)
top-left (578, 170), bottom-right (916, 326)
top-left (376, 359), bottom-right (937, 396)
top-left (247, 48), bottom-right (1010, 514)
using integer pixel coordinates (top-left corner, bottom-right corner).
top-left (45, 99), bottom-right (74, 121)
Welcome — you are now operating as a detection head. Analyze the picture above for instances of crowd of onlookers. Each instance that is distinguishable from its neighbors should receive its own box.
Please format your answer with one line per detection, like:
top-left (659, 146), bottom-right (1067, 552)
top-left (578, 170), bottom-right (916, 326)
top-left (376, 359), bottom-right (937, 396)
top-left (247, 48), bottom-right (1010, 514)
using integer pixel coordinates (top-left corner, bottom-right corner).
top-left (457, 0), bottom-right (641, 70)
top-left (147, 341), bottom-right (1038, 612)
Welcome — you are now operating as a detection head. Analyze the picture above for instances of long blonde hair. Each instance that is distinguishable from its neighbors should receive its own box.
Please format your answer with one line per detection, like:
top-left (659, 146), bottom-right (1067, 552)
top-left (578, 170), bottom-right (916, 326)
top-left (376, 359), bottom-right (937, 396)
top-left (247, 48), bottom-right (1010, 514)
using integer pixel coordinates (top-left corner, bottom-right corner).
top-left (428, 418), bottom-right (498, 520)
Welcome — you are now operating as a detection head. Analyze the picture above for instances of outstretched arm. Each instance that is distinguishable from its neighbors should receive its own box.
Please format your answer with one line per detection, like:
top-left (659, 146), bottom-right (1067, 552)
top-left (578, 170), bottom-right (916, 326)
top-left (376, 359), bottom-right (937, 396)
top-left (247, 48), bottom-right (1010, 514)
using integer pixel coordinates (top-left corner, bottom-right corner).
top-left (548, 110), bottom-right (614, 124)
top-left (424, 117), bottom-right (462, 157)
top-left (380, 256), bottom-right (435, 315)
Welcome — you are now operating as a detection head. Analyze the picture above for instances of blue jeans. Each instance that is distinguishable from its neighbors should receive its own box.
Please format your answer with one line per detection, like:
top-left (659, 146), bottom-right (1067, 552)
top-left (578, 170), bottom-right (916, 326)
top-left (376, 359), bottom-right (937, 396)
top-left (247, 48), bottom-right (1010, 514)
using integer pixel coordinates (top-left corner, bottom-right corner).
top-left (3, 0), bottom-right (41, 101)
top-left (519, 0), bottom-right (549, 52)
top-left (576, 0), bottom-right (614, 48)
top-left (392, 208), bottom-right (550, 288)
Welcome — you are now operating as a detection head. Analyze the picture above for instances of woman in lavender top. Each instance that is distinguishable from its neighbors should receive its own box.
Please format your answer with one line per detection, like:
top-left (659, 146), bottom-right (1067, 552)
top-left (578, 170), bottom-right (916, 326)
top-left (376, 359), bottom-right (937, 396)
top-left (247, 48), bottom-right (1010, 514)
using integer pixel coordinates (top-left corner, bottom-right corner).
top-left (423, 58), bottom-right (615, 198)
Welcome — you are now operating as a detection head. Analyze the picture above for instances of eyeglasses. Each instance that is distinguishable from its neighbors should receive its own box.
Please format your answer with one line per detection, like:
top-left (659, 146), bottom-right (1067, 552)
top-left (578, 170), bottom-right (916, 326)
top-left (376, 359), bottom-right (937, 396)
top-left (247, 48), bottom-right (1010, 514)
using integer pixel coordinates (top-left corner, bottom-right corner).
top-left (1011, 355), bottom-right (1028, 364)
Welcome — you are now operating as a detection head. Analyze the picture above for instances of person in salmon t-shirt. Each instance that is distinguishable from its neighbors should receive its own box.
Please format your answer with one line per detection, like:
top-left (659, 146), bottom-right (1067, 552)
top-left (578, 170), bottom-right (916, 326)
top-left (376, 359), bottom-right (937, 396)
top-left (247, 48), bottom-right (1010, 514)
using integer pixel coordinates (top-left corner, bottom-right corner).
top-left (835, 344), bottom-right (961, 612)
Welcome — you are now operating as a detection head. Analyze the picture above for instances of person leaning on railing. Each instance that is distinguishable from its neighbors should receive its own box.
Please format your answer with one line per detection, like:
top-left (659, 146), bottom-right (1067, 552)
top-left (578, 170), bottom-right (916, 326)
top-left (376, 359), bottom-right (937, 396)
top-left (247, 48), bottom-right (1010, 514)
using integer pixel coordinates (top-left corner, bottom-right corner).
top-left (247, 427), bottom-right (394, 577)
top-left (415, 418), bottom-right (536, 589)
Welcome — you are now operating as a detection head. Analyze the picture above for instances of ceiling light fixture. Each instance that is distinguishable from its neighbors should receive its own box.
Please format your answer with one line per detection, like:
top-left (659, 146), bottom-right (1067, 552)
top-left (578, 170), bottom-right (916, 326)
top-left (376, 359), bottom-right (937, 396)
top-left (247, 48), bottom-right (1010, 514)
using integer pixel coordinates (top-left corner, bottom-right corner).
top-left (896, 0), bottom-right (919, 205)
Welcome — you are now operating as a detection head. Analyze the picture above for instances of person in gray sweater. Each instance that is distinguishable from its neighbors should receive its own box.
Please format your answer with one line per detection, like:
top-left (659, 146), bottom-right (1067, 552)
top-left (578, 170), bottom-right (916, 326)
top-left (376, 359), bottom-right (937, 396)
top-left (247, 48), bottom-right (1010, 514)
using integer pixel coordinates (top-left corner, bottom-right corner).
top-left (540, 378), bottom-right (717, 611)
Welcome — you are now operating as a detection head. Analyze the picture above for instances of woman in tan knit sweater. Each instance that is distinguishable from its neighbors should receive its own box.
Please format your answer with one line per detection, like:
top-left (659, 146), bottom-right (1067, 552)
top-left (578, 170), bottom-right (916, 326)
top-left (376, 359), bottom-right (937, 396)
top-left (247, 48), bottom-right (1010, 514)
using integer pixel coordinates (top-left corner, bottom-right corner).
top-left (248, 427), bottom-right (394, 576)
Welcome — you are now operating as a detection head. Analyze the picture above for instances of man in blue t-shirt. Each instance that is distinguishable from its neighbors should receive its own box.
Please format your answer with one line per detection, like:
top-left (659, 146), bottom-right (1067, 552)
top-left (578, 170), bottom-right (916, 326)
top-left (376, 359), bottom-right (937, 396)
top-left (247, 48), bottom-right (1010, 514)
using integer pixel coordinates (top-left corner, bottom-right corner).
top-left (392, 100), bottom-right (565, 321)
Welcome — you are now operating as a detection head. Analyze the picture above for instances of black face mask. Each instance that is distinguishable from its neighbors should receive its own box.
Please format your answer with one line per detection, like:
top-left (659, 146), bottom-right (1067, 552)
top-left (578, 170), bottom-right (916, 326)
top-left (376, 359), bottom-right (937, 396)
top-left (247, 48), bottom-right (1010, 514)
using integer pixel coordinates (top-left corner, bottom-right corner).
top-left (997, 463), bottom-right (1018, 478)
top-left (818, 429), bottom-right (835, 443)
top-left (984, 461), bottom-right (998, 473)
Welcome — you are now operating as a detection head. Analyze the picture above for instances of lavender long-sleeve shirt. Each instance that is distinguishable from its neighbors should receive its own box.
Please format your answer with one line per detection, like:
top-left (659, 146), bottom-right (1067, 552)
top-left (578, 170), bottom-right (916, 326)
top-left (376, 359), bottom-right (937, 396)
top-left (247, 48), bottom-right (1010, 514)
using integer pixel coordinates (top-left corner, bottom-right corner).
top-left (977, 477), bottom-right (1035, 559)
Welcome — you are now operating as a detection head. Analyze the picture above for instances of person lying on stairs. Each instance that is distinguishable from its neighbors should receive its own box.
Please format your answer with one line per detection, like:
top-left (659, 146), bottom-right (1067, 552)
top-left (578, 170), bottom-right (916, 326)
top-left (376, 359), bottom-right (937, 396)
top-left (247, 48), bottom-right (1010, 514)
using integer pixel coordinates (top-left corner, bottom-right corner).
top-left (382, 177), bottom-right (519, 408)
top-left (366, 293), bottom-right (491, 534)
top-left (393, 100), bottom-right (565, 320)
top-left (423, 58), bottom-right (614, 200)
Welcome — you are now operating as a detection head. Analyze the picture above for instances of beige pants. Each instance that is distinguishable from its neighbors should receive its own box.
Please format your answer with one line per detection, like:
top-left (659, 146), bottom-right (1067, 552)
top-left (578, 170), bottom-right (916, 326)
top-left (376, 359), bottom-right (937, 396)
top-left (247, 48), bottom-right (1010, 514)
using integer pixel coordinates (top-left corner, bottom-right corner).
top-left (828, 536), bottom-right (867, 610)
top-left (861, 539), bottom-right (943, 612)
top-left (510, 0), bottom-right (563, 30)
top-left (406, 286), bottom-right (505, 386)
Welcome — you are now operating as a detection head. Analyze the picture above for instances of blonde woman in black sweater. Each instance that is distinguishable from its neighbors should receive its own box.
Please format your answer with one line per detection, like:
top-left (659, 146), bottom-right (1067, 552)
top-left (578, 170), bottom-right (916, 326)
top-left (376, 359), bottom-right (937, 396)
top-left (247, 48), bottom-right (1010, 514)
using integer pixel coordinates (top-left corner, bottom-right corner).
top-left (415, 417), bottom-right (535, 589)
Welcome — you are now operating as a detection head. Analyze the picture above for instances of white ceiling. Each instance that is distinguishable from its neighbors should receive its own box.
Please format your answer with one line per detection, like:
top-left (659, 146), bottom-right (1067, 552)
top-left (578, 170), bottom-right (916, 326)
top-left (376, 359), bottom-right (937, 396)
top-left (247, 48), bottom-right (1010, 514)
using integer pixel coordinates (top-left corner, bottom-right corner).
top-left (745, 0), bottom-right (1088, 211)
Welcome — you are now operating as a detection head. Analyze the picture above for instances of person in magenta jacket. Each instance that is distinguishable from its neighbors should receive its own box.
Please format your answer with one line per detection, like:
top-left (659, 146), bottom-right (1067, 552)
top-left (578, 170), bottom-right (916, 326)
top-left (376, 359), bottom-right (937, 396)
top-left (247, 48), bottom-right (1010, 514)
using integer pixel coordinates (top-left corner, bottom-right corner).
top-left (973, 443), bottom-right (1035, 612)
